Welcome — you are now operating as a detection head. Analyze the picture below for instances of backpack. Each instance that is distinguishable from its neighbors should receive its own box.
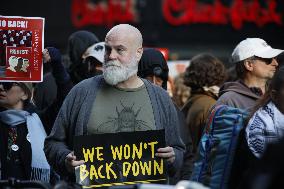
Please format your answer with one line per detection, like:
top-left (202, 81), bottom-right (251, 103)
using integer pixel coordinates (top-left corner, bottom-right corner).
top-left (190, 105), bottom-right (249, 189)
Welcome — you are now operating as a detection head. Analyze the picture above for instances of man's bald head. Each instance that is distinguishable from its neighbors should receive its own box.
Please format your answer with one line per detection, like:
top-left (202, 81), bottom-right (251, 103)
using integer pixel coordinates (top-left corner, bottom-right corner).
top-left (105, 24), bottom-right (143, 49)
top-left (103, 24), bottom-right (144, 86)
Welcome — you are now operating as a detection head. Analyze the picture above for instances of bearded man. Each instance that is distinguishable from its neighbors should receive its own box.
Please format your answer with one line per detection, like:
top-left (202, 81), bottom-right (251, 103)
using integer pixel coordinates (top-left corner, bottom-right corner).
top-left (44, 24), bottom-right (185, 182)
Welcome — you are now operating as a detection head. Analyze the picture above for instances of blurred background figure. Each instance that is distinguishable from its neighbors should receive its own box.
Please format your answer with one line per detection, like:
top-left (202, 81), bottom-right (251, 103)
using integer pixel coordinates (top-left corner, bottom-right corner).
top-left (216, 38), bottom-right (283, 110)
top-left (81, 41), bottom-right (105, 78)
top-left (33, 47), bottom-right (73, 134)
top-left (138, 47), bottom-right (191, 184)
top-left (246, 66), bottom-right (284, 159)
top-left (167, 76), bottom-right (175, 98)
top-left (235, 66), bottom-right (284, 189)
top-left (224, 65), bottom-right (238, 82)
top-left (172, 73), bottom-right (191, 108)
top-left (0, 82), bottom-right (51, 183)
top-left (276, 52), bottom-right (284, 68)
top-left (34, 47), bottom-right (63, 110)
top-left (66, 30), bottom-right (101, 84)
top-left (180, 53), bottom-right (227, 180)
top-left (138, 48), bottom-right (169, 90)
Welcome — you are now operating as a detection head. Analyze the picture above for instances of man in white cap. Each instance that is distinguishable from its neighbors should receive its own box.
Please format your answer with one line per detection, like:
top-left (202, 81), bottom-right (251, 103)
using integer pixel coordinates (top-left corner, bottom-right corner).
top-left (216, 38), bottom-right (283, 110)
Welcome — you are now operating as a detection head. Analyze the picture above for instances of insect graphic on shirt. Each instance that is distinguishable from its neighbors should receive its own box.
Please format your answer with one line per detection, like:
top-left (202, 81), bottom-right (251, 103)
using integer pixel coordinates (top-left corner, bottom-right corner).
top-left (98, 101), bottom-right (151, 132)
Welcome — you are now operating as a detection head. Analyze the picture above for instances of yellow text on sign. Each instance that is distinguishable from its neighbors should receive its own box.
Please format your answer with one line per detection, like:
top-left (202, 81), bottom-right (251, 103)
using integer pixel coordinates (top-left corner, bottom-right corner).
top-left (79, 159), bottom-right (164, 181)
top-left (110, 141), bottom-right (158, 160)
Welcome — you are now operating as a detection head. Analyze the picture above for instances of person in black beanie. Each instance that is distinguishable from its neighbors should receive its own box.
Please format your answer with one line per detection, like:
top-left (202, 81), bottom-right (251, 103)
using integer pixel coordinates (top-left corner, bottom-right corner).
top-left (138, 48), bottom-right (192, 184)
top-left (138, 48), bottom-right (169, 90)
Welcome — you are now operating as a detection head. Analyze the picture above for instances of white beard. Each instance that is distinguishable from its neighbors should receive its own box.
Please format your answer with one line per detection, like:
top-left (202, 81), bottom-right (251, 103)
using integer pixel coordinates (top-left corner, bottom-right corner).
top-left (103, 58), bottom-right (138, 86)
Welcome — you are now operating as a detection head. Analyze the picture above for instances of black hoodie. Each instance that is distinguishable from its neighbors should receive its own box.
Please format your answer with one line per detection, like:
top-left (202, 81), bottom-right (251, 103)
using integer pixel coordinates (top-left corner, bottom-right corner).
top-left (67, 30), bottom-right (99, 83)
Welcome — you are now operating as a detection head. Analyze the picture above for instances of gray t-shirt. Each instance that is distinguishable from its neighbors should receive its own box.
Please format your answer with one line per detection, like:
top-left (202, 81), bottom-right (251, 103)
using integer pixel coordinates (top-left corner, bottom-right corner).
top-left (87, 84), bottom-right (156, 134)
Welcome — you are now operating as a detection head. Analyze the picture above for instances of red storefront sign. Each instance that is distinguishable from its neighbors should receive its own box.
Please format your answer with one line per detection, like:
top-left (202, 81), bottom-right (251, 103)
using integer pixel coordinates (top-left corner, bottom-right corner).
top-left (163, 0), bottom-right (282, 30)
top-left (71, 0), bottom-right (137, 28)
top-left (71, 0), bottom-right (282, 30)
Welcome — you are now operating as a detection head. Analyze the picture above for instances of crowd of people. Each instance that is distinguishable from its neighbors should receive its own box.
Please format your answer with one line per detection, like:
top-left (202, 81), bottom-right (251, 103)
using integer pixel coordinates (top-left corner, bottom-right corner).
top-left (0, 24), bottom-right (284, 189)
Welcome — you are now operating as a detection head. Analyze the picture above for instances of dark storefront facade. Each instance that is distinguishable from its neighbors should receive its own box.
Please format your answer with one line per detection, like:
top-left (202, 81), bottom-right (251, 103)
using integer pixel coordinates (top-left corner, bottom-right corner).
top-left (1, 0), bottom-right (284, 64)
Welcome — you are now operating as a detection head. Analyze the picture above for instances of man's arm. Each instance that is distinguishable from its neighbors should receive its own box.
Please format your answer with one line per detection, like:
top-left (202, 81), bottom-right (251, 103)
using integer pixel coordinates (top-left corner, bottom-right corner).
top-left (44, 85), bottom-right (81, 177)
top-left (44, 107), bottom-right (73, 177)
top-left (160, 93), bottom-right (186, 176)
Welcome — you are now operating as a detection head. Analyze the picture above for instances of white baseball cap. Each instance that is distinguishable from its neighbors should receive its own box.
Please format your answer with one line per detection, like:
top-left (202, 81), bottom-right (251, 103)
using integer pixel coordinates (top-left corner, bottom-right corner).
top-left (82, 42), bottom-right (105, 64)
top-left (231, 38), bottom-right (284, 63)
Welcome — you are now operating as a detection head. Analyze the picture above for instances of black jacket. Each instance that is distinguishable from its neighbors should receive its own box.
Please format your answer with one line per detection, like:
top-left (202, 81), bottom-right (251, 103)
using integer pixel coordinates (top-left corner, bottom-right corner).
top-left (0, 121), bottom-right (31, 180)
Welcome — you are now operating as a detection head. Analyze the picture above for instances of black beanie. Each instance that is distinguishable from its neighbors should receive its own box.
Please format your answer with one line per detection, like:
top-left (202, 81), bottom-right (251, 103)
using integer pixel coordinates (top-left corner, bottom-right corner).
top-left (138, 48), bottom-right (169, 89)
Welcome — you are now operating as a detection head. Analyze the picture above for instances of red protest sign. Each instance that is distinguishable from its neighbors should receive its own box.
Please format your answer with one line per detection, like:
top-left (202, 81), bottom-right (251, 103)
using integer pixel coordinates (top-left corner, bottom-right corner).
top-left (0, 16), bottom-right (44, 82)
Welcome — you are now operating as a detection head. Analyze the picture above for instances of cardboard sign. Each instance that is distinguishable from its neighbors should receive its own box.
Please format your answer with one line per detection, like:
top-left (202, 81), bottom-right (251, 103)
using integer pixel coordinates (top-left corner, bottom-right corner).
top-left (0, 16), bottom-right (44, 82)
top-left (74, 130), bottom-right (167, 188)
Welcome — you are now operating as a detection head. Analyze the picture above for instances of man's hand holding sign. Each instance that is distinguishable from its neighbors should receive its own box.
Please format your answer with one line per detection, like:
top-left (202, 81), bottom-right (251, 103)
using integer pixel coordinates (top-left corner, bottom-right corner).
top-left (156, 146), bottom-right (175, 164)
top-left (65, 146), bottom-right (175, 174)
top-left (65, 152), bottom-right (85, 173)
top-left (72, 130), bottom-right (167, 188)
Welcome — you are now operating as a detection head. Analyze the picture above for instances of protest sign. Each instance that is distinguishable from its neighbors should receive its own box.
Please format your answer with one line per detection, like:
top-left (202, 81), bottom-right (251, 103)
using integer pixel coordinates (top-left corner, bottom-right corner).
top-left (74, 130), bottom-right (167, 188)
top-left (0, 16), bottom-right (44, 82)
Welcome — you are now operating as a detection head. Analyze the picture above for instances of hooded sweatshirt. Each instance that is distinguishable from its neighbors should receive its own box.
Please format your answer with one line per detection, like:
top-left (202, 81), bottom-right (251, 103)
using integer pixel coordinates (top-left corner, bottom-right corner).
top-left (138, 48), bottom-right (169, 89)
top-left (215, 80), bottom-right (261, 110)
top-left (67, 30), bottom-right (99, 83)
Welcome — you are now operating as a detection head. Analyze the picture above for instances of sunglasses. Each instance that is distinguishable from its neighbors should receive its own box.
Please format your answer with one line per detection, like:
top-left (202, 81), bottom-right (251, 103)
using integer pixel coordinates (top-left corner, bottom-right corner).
top-left (0, 82), bottom-right (20, 91)
top-left (253, 56), bottom-right (274, 65)
top-left (82, 57), bottom-right (102, 66)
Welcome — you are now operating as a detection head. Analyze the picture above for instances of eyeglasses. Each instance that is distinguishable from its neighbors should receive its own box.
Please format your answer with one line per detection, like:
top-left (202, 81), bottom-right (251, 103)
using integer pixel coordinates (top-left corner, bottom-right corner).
top-left (0, 82), bottom-right (19, 91)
